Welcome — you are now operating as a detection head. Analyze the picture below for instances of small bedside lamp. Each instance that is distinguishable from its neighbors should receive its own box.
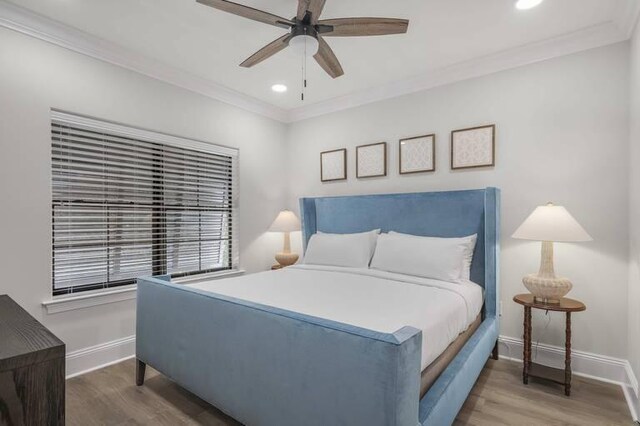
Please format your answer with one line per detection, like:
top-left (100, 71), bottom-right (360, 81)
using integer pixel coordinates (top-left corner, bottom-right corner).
top-left (269, 210), bottom-right (301, 268)
top-left (512, 202), bottom-right (592, 304)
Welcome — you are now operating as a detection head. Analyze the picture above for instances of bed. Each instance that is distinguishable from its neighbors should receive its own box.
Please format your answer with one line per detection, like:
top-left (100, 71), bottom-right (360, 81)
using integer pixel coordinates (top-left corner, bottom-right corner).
top-left (135, 188), bottom-right (500, 426)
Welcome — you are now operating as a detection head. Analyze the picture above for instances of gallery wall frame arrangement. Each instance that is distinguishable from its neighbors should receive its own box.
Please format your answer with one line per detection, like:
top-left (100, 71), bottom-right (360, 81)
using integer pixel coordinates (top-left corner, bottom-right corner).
top-left (399, 134), bottom-right (436, 175)
top-left (320, 148), bottom-right (347, 182)
top-left (356, 142), bottom-right (387, 179)
top-left (318, 124), bottom-right (496, 182)
top-left (450, 124), bottom-right (496, 170)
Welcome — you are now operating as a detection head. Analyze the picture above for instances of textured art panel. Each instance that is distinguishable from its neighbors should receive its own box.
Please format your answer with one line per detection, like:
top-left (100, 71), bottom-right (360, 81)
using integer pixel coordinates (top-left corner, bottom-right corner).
top-left (451, 125), bottom-right (495, 170)
top-left (320, 148), bottom-right (347, 182)
top-left (399, 134), bottom-right (435, 174)
top-left (356, 142), bottom-right (387, 178)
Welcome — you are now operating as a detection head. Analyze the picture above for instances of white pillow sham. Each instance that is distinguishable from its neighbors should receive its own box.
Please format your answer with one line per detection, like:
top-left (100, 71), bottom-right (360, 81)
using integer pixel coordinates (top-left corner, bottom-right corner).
top-left (303, 229), bottom-right (380, 268)
top-left (388, 232), bottom-right (477, 280)
top-left (371, 232), bottom-right (477, 283)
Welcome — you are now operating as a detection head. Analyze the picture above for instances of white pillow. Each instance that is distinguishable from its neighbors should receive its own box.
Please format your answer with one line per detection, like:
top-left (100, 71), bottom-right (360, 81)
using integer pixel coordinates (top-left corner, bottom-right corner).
top-left (371, 232), bottom-right (477, 283)
top-left (389, 232), bottom-right (477, 280)
top-left (318, 229), bottom-right (380, 255)
top-left (304, 229), bottom-right (380, 268)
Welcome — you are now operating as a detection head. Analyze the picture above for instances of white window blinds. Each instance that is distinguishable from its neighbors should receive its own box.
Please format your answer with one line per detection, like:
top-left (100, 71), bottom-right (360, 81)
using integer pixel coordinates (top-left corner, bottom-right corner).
top-left (51, 111), bottom-right (239, 296)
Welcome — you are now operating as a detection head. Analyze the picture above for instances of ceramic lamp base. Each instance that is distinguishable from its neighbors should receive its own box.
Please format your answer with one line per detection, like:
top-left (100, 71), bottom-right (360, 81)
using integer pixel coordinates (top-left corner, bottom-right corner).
top-left (275, 252), bottom-right (299, 267)
top-left (522, 274), bottom-right (572, 304)
top-left (522, 240), bottom-right (573, 304)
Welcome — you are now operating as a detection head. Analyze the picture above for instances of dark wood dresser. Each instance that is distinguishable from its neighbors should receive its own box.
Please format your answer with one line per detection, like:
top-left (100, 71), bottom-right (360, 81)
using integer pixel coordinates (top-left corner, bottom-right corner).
top-left (0, 295), bottom-right (65, 425)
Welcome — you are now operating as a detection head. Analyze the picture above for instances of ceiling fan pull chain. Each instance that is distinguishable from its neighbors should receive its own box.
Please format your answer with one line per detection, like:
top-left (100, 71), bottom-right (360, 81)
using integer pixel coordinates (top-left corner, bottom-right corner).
top-left (301, 28), bottom-right (308, 102)
top-left (304, 52), bottom-right (308, 95)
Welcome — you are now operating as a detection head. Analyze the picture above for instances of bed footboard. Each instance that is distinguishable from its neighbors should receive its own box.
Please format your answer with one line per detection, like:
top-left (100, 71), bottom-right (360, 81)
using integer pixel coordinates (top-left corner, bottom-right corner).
top-left (136, 276), bottom-right (422, 426)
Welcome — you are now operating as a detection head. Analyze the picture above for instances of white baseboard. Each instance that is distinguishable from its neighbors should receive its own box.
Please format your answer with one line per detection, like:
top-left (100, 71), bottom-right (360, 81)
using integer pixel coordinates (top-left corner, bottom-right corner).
top-left (66, 335), bottom-right (135, 379)
top-left (498, 335), bottom-right (639, 422)
top-left (498, 335), bottom-right (630, 384)
top-left (623, 385), bottom-right (640, 422)
top-left (627, 362), bottom-right (640, 398)
top-left (624, 362), bottom-right (640, 422)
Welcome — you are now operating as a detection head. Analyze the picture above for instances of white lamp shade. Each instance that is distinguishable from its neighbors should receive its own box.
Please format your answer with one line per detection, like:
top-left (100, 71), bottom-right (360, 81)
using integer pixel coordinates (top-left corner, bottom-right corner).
top-left (512, 203), bottom-right (592, 242)
top-left (269, 210), bottom-right (301, 233)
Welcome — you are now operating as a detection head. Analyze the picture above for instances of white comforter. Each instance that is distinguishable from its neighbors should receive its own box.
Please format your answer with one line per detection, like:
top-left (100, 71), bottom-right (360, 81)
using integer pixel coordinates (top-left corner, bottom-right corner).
top-left (189, 265), bottom-right (483, 370)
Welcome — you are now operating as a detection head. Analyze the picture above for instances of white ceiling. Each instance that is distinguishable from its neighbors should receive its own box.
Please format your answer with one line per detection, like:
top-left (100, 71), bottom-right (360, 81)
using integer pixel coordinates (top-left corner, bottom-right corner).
top-left (4, 0), bottom-right (637, 117)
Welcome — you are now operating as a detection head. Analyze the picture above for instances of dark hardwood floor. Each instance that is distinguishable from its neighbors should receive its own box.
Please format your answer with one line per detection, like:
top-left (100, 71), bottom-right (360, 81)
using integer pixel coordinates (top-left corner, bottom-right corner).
top-left (66, 359), bottom-right (633, 425)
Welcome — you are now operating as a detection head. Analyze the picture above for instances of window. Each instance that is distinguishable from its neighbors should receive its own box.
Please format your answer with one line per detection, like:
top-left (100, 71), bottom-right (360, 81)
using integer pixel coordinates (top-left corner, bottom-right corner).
top-left (51, 111), bottom-right (238, 296)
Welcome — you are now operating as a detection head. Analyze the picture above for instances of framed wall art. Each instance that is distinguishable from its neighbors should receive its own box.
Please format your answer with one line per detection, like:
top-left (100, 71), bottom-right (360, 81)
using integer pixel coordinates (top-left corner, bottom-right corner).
top-left (451, 124), bottom-right (495, 170)
top-left (356, 142), bottom-right (387, 178)
top-left (399, 134), bottom-right (436, 174)
top-left (320, 148), bottom-right (347, 182)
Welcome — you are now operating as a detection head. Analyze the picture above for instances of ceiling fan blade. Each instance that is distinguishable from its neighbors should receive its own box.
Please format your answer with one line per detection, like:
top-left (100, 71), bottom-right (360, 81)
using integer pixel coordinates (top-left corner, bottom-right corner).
top-left (319, 18), bottom-right (409, 37)
top-left (240, 34), bottom-right (291, 68)
top-left (297, 0), bottom-right (327, 23)
top-left (314, 37), bottom-right (344, 79)
top-left (196, 0), bottom-right (293, 30)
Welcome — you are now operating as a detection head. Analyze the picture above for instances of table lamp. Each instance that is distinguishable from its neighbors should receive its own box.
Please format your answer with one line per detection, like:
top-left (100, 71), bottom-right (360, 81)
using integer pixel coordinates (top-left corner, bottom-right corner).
top-left (512, 202), bottom-right (592, 304)
top-left (269, 210), bottom-right (301, 268)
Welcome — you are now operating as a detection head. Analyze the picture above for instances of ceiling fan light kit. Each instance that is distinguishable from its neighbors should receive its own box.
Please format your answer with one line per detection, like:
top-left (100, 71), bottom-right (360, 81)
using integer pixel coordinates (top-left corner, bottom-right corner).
top-left (196, 0), bottom-right (409, 81)
top-left (289, 34), bottom-right (319, 57)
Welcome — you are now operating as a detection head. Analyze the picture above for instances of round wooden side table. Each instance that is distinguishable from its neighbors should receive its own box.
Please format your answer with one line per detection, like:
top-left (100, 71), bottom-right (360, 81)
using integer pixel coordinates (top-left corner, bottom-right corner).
top-left (513, 294), bottom-right (586, 396)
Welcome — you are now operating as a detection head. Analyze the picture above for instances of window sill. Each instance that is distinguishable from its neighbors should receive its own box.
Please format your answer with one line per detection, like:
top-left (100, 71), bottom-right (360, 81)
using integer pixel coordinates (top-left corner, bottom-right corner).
top-left (42, 286), bottom-right (137, 314)
top-left (42, 269), bottom-right (246, 314)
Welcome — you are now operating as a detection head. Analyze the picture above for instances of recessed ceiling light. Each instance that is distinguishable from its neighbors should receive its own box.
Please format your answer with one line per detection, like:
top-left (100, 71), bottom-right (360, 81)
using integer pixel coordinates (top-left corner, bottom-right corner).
top-left (271, 84), bottom-right (288, 93)
top-left (515, 0), bottom-right (543, 10)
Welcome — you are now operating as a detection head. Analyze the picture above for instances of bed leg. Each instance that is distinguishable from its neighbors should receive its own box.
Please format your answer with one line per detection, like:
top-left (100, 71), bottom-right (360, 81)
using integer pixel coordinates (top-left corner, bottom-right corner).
top-left (492, 340), bottom-right (499, 360)
top-left (136, 359), bottom-right (146, 386)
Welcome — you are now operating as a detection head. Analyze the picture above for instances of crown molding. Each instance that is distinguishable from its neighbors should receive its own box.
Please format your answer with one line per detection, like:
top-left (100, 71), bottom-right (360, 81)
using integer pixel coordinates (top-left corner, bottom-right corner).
top-left (0, 0), bottom-right (636, 124)
top-left (614, 0), bottom-right (640, 39)
top-left (0, 1), bottom-right (289, 123)
top-left (287, 20), bottom-right (629, 122)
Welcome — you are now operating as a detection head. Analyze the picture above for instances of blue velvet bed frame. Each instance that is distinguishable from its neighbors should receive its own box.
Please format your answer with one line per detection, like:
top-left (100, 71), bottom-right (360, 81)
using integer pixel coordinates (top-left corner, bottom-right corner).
top-left (136, 188), bottom-right (500, 426)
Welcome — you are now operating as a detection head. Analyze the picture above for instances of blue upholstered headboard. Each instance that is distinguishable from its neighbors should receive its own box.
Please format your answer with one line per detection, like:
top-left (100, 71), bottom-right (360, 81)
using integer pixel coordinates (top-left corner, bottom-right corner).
top-left (299, 188), bottom-right (500, 317)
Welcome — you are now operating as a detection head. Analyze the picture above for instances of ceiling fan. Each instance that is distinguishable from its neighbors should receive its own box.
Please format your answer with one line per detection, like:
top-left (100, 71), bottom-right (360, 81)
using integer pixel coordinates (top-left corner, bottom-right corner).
top-left (196, 0), bottom-right (409, 79)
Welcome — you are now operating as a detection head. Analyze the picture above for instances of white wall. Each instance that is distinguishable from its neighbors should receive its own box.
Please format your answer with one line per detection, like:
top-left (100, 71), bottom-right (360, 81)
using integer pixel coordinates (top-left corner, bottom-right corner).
top-left (0, 22), bottom-right (634, 376)
top-left (628, 17), bottom-right (640, 393)
top-left (0, 27), bottom-right (288, 356)
top-left (287, 43), bottom-right (630, 359)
